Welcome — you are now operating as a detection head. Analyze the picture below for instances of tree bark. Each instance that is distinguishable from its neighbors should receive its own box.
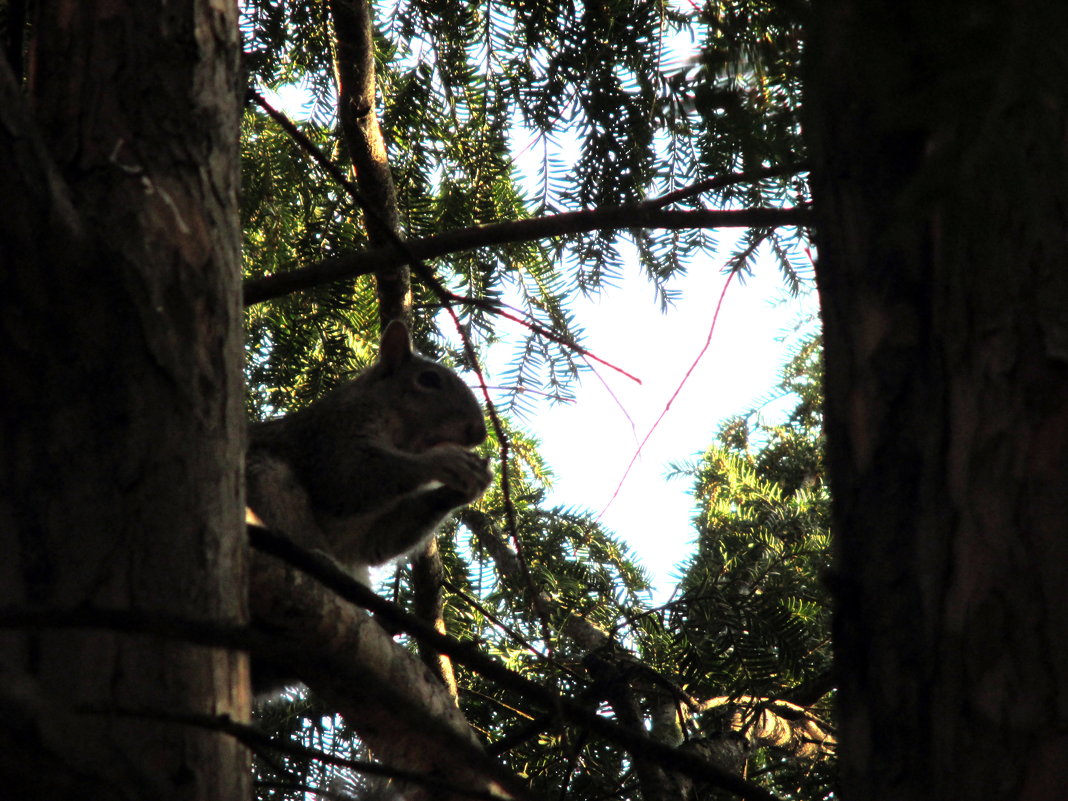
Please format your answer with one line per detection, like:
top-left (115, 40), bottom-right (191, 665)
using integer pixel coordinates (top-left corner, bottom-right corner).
top-left (328, 0), bottom-right (411, 325)
top-left (805, 2), bottom-right (1068, 799)
top-left (0, 3), bottom-right (246, 799)
top-left (250, 552), bottom-right (528, 801)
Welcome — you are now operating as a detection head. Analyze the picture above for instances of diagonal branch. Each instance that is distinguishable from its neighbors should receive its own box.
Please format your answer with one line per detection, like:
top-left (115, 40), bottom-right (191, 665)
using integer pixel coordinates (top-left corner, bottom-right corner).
top-left (328, 0), bottom-right (459, 700)
top-left (250, 525), bottom-right (786, 801)
top-left (247, 91), bottom-right (539, 654)
top-left (98, 707), bottom-right (526, 801)
top-left (640, 163), bottom-right (810, 209)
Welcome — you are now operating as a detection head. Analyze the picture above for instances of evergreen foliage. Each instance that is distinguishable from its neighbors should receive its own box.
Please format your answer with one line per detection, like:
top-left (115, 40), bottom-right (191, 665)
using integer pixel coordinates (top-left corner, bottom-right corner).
top-left (239, 0), bottom-right (825, 798)
top-left (669, 337), bottom-right (833, 799)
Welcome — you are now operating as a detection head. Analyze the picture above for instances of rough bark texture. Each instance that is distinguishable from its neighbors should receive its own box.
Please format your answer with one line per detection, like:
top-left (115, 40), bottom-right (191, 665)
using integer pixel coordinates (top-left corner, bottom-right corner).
top-left (328, 0), bottom-right (411, 326)
top-left (805, 3), bottom-right (1068, 799)
top-left (0, 2), bottom-right (246, 799)
top-left (250, 552), bottom-right (528, 801)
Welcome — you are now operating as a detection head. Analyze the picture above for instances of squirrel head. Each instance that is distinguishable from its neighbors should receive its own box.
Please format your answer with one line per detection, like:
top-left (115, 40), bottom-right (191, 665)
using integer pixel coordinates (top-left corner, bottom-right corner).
top-left (365, 320), bottom-right (488, 452)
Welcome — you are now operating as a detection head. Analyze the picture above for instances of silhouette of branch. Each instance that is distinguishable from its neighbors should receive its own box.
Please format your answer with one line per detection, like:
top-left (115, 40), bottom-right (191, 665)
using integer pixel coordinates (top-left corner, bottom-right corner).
top-left (243, 204), bottom-right (810, 306)
top-left (248, 90), bottom-right (546, 652)
top-left (93, 707), bottom-right (527, 801)
top-left (249, 525), bottom-right (785, 801)
top-left (640, 163), bottom-right (810, 209)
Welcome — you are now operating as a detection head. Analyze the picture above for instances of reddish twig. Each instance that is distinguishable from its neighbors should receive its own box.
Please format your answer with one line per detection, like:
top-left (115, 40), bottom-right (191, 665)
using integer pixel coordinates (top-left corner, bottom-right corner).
top-left (598, 268), bottom-right (737, 520)
top-left (455, 294), bottom-right (642, 385)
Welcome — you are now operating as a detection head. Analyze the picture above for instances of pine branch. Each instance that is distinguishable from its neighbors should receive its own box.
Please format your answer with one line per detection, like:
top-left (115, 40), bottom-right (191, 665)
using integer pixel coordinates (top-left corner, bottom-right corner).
top-left (249, 539), bottom-right (529, 801)
top-left (640, 164), bottom-right (811, 210)
top-left (247, 91), bottom-right (541, 654)
top-left (243, 204), bottom-right (811, 305)
top-left (93, 707), bottom-right (525, 801)
top-left (328, 0), bottom-right (459, 697)
top-left (250, 525), bottom-right (786, 801)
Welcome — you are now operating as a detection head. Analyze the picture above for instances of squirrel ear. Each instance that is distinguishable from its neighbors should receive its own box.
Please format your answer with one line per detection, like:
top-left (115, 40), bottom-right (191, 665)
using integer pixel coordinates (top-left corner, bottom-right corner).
top-left (379, 319), bottom-right (413, 371)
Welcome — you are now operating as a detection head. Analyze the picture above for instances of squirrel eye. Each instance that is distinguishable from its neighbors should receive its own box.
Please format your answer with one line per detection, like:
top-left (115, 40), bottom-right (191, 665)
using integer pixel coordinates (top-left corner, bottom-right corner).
top-left (417, 369), bottom-right (444, 390)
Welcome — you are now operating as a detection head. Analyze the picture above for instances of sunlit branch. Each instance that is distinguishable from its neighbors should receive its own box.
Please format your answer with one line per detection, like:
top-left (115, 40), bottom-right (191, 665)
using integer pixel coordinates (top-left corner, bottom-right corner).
top-left (249, 525), bottom-right (786, 801)
top-left (247, 92), bottom-right (541, 644)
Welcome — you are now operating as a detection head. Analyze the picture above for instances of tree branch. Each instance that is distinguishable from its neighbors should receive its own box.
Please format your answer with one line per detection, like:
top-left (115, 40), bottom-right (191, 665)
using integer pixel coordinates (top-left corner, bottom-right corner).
top-left (327, 0), bottom-right (458, 699)
top-left (249, 545), bottom-right (531, 801)
top-left (701, 696), bottom-right (836, 759)
top-left (640, 163), bottom-right (810, 209)
top-left (243, 204), bottom-right (810, 305)
top-left (246, 92), bottom-right (537, 651)
top-left (99, 707), bottom-right (523, 801)
top-left (250, 526), bottom-right (786, 801)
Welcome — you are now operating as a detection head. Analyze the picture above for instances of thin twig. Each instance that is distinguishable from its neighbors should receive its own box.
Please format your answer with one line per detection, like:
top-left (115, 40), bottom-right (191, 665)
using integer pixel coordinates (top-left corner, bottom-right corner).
top-left (598, 266), bottom-right (738, 520)
top-left (640, 163), bottom-right (810, 210)
top-left (443, 578), bottom-right (583, 682)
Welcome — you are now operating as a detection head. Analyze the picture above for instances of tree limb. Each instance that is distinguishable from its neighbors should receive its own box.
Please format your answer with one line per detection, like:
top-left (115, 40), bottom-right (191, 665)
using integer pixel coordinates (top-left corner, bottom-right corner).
top-left (250, 526), bottom-right (786, 801)
top-left (250, 548), bottom-right (531, 801)
top-left (104, 707), bottom-right (522, 801)
top-left (242, 205), bottom-right (811, 305)
top-left (640, 163), bottom-right (810, 209)
top-left (327, 0), bottom-right (458, 700)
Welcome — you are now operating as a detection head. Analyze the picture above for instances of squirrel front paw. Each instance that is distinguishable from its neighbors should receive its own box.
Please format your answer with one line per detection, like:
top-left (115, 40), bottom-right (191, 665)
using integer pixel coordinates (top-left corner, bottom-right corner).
top-left (427, 444), bottom-right (493, 502)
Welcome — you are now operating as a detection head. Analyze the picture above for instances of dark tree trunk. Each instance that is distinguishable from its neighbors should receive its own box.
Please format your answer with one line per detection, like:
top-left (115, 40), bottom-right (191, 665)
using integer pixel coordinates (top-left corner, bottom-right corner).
top-left (0, 3), bottom-right (246, 799)
top-left (806, 3), bottom-right (1068, 799)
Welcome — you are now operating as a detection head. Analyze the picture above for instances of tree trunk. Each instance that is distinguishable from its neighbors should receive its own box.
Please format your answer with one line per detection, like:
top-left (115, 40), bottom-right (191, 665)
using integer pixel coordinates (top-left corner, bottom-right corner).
top-left (805, 3), bottom-right (1068, 799)
top-left (0, 3), bottom-right (246, 799)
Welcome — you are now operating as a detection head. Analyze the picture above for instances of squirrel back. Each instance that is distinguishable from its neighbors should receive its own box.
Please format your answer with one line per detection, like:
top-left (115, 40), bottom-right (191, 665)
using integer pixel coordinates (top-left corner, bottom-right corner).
top-left (246, 320), bottom-right (492, 576)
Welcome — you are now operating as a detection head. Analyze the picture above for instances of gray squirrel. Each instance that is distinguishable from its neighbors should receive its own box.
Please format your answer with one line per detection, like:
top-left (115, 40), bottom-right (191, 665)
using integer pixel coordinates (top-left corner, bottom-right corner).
top-left (246, 320), bottom-right (492, 582)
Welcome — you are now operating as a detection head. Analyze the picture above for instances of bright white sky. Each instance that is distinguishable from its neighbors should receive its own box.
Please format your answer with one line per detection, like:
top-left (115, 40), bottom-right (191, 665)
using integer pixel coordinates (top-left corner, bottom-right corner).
top-left (485, 251), bottom-right (819, 601)
top-left (495, 121), bottom-right (818, 599)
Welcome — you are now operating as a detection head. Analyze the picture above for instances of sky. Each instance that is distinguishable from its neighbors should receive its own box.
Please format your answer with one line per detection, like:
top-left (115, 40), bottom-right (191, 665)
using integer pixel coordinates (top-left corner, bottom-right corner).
top-left (493, 111), bottom-right (817, 599)
top-left (484, 250), bottom-right (819, 601)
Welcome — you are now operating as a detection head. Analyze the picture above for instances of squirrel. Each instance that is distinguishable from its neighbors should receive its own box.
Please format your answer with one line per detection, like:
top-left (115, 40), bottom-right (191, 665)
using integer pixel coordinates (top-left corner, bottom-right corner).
top-left (245, 320), bottom-right (492, 583)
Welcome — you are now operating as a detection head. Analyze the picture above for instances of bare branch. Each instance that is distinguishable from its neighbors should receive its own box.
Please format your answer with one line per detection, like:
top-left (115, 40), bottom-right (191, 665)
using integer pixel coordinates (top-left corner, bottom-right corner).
top-left (701, 696), bottom-right (836, 759)
top-left (249, 544), bottom-right (531, 801)
top-left (101, 707), bottom-right (525, 801)
top-left (246, 92), bottom-right (538, 649)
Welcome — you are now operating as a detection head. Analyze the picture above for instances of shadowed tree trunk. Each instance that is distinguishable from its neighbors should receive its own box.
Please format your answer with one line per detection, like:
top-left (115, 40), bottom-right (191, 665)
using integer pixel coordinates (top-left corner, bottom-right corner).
top-left (806, 3), bottom-right (1068, 799)
top-left (0, 3), bottom-right (247, 799)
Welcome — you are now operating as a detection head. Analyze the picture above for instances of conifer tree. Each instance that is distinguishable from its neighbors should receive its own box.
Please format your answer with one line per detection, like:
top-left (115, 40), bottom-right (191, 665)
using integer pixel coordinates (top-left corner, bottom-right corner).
top-left (6, 1), bottom-right (1064, 800)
